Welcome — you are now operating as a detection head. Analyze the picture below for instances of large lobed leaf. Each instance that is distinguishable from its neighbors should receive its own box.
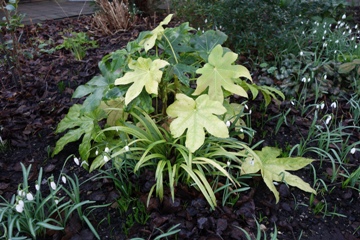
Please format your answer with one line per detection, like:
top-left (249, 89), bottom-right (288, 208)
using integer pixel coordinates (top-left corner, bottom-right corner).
top-left (167, 94), bottom-right (229, 152)
top-left (241, 146), bottom-right (316, 203)
top-left (114, 57), bottom-right (169, 105)
top-left (193, 44), bottom-right (252, 103)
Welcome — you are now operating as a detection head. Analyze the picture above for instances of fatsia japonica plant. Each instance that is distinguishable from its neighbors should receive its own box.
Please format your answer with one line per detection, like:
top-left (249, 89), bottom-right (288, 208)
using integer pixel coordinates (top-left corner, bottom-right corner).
top-left (52, 14), bottom-right (315, 209)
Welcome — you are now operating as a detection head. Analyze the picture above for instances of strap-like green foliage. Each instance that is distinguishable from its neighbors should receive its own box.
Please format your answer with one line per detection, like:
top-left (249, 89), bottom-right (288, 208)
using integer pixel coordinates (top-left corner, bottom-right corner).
top-left (193, 44), bottom-right (252, 103)
top-left (114, 57), bottom-right (169, 105)
top-left (241, 147), bottom-right (316, 203)
top-left (167, 94), bottom-right (229, 152)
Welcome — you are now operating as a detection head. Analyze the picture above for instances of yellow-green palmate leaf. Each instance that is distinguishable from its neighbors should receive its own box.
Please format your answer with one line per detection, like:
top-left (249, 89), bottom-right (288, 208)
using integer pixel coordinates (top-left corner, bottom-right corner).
top-left (166, 93), bottom-right (229, 153)
top-left (140, 14), bottom-right (173, 52)
top-left (241, 147), bottom-right (316, 203)
top-left (114, 57), bottom-right (169, 105)
top-left (193, 44), bottom-right (252, 103)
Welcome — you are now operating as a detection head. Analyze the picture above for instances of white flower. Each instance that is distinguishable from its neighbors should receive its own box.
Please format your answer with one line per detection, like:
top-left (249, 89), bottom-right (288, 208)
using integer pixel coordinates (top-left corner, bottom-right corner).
top-left (335, 39), bottom-right (339, 44)
top-left (124, 145), bottom-right (130, 152)
top-left (26, 192), bottom-right (34, 201)
top-left (324, 74), bottom-right (327, 80)
top-left (349, 29), bottom-right (352, 34)
top-left (290, 100), bottom-right (295, 106)
top-left (334, 50), bottom-right (337, 54)
top-left (226, 121), bottom-right (231, 128)
top-left (15, 200), bottom-right (24, 213)
top-left (313, 30), bottom-right (317, 34)
top-left (95, 150), bottom-right (99, 155)
top-left (320, 102), bottom-right (325, 109)
top-left (273, 181), bottom-right (279, 186)
top-left (104, 147), bottom-right (110, 153)
top-left (18, 189), bottom-right (25, 197)
top-left (249, 110), bottom-right (252, 114)
top-left (244, 104), bottom-right (249, 110)
top-left (325, 115), bottom-right (332, 125)
top-left (301, 77), bottom-right (306, 82)
top-left (351, 36), bottom-right (355, 41)
top-left (330, 102), bottom-right (337, 108)
top-left (300, 51), bottom-right (304, 56)
top-left (35, 184), bottom-right (40, 191)
top-left (356, 24), bottom-right (358, 29)
top-left (74, 157), bottom-right (80, 166)
top-left (239, 128), bottom-right (244, 133)
top-left (50, 181), bottom-right (56, 190)
top-left (103, 155), bottom-right (109, 163)
top-left (355, 45), bottom-right (358, 49)
top-left (343, 31), bottom-right (346, 35)
top-left (302, 31), bottom-right (305, 35)
top-left (350, 148), bottom-right (356, 154)
top-left (205, 19), bottom-right (208, 24)
top-left (307, 78), bottom-right (311, 83)
top-left (227, 161), bottom-right (231, 167)
top-left (61, 176), bottom-right (67, 184)
top-left (54, 199), bottom-right (59, 205)
top-left (342, 14), bottom-right (346, 19)
top-left (323, 42), bottom-right (327, 48)
top-left (324, 30), bottom-right (327, 35)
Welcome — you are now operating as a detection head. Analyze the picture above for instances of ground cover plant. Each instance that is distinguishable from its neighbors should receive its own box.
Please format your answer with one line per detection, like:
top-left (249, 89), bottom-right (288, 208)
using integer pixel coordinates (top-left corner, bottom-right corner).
top-left (0, 0), bottom-right (359, 239)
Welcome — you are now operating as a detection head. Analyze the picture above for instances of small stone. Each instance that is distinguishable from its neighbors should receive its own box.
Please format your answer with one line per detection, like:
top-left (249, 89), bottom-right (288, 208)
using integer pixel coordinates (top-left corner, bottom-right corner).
top-left (197, 217), bottom-right (209, 229)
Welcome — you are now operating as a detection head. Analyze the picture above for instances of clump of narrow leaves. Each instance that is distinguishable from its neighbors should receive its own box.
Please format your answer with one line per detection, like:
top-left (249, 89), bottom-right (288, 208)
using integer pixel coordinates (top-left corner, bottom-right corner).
top-left (53, 14), bottom-right (315, 208)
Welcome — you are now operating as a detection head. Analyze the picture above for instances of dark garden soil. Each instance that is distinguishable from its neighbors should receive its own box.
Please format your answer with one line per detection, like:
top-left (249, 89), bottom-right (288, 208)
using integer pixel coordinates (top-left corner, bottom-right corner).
top-left (0, 12), bottom-right (359, 240)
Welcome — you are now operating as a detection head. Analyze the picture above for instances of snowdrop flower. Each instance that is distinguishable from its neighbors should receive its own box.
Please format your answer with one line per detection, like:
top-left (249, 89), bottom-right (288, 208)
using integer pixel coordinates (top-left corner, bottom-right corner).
top-left (300, 51), bottom-right (304, 56)
top-left (54, 199), bottom-right (59, 205)
top-left (18, 189), bottom-right (25, 197)
top-left (50, 180), bottom-right (56, 190)
top-left (350, 148), bottom-right (356, 154)
top-left (124, 145), bottom-right (130, 152)
top-left (334, 50), bottom-right (338, 54)
top-left (61, 175), bottom-right (67, 184)
top-left (244, 104), bottom-right (249, 110)
top-left (307, 78), bottom-right (311, 83)
top-left (273, 181), bottom-right (279, 186)
top-left (301, 77), bottom-right (307, 82)
top-left (349, 29), bottom-right (352, 34)
top-left (320, 102), bottom-right (325, 109)
top-left (290, 100), bottom-right (295, 106)
top-left (226, 121), bottom-right (231, 128)
top-left (323, 42), bottom-right (327, 48)
top-left (104, 147), bottom-right (110, 153)
top-left (103, 155), bottom-right (109, 163)
top-left (249, 110), bottom-right (252, 114)
top-left (26, 192), bottom-right (34, 201)
top-left (95, 150), bottom-right (99, 155)
top-left (15, 200), bottom-right (24, 213)
top-left (325, 115), bottom-right (332, 125)
top-left (342, 14), bottom-right (346, 19)
top-left (324, 30), bottom-right (327, 35)
top-left (343, 31), bottom-right (346, 35)
top-left (356, 24), bottom-right (358, 29)
top-left (322, 36), bottom-right (325, 40)
top-left (239, 128), bottom-right (244, 133)
top-left (335, 39), bottom-right (339, 44)
top-left (35, 183), bottom-right (40, 191)
top-left (324, 74), bottom-right (327, 80)
top-left (355, 45), bottom-right (358, 49)
top-left (227, 161), bottom-right (231, 167)
top-left (330, 102), bottom-right (337, 108)
top-left (302, 31), bottom-right (305, 35)
top-left (204, 19), bottom-right (208, 24)
top-left (313, 30), bottom-right (317, 34)
top-left (74, 157), bottom-right (80, 166)
top-left (351, 36), bottom-right (355, 41)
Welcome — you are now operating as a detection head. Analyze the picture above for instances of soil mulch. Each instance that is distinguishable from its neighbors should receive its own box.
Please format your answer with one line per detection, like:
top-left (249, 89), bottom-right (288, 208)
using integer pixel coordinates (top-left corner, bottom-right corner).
top-left (0, 13), bottom-right (359, 240)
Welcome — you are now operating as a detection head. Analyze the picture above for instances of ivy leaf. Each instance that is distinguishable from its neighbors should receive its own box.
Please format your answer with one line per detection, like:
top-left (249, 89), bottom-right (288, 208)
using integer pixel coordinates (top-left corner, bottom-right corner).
top-left (141, 14), bottom-right (173, 52)
top-left (167, 94), bottom-right (229, 152)
top-left (241, 147), bottom-right (316, 203)
top-left (114, 57), bottom-right (169, 105)
top-left (193, 44), bottom-right (252, 103)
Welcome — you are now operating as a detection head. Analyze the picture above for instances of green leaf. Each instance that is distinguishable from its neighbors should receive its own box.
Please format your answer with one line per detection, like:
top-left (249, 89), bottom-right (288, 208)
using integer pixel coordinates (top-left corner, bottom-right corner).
top-left (52, 104), bottom-right (106, 160)
top-left (73, 85), bottom-right (97, 98)
top-left (338, 62), bottom-right (356, 74)
top-left (167, 94), bottom-right (228, 152)
top-left (241, 147), bottom-right (316, 203)
top-left (114, 57), bottom-right (169, 105)
top-left (81, 87), bottom-right (107, 113)
top-left (193, 44), bottom-right (252, 103)
top-left (193, 30), bottom-right (228, 61)
top-left (141, 14), bottom-right (173, 52)
top-left (172, 63), bottom-right (197, 86)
